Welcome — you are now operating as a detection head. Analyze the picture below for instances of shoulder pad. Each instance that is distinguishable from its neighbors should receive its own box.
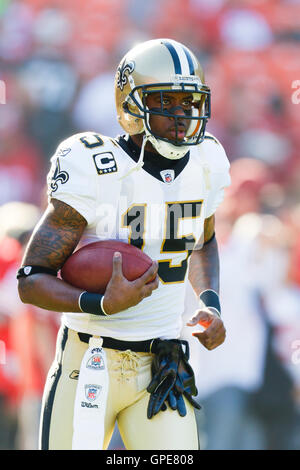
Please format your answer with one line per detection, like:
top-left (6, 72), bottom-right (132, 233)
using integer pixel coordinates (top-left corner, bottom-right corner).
top-left (198, 133), bottom-right (230, 174)
top-left (204, 132), bottom-right (221, 146)
top-left (53, 131), bottom-right (113, 155)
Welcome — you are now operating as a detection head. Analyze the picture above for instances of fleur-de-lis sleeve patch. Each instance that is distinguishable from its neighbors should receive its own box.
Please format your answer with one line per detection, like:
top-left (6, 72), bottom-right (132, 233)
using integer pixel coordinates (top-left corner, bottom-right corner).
top-left (49, 158), bottom-right (69, 193)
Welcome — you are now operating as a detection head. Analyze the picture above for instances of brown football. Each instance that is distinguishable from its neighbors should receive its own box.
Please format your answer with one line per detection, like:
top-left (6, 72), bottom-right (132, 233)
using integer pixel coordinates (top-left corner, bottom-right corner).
top-left (60, 240), bottom-right (153, 294)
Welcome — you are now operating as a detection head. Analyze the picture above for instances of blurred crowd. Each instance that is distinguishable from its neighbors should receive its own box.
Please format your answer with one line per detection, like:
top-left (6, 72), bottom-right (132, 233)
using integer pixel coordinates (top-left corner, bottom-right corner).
top-left (0, 0), bottom-right (300, 450)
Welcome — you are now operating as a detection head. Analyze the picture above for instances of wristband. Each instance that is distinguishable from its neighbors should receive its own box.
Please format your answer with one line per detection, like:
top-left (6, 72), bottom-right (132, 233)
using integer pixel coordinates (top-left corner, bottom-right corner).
top-left (78, 291), bottom-right (109, 316)
top-left (17, 265), bottom-right (58, 279)
top-left (199, 289), bottom-right (221, 317)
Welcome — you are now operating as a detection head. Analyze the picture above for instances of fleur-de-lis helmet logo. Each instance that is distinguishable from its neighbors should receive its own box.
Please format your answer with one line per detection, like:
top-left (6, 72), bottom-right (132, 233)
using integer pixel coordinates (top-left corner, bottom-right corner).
top-left (116, 59), bottom-right (135, 91)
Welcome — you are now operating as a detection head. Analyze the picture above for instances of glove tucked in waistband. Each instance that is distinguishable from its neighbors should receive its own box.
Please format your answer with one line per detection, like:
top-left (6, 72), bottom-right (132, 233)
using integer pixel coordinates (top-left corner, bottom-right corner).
top-left (146, 339), bottom-right (201, 419)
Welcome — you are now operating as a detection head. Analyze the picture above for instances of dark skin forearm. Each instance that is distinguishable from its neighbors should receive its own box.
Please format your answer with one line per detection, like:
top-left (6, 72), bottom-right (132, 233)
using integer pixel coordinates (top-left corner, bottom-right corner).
top-left (188, 215), bottom-right (219, 296)
top-left (186, 215), bottom-right (226, 350)
top-left (18, 273), bottom-right (86, 312)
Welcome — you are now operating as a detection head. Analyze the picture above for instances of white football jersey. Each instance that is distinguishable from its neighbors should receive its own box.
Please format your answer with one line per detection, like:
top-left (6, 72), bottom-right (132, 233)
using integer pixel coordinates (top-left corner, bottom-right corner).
top-left (47, 132), bottom-right (230, 341)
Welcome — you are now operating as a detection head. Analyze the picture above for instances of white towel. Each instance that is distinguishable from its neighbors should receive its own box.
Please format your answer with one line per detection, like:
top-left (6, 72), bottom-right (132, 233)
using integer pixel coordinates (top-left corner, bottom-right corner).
top-left (72, 336), bottom-right (109, 450)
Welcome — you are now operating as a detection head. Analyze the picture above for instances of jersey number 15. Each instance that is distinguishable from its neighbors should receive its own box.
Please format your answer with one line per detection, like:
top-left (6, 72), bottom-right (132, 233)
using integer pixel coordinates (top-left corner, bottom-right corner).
top-left (122, 201), bottom-right (203, 284)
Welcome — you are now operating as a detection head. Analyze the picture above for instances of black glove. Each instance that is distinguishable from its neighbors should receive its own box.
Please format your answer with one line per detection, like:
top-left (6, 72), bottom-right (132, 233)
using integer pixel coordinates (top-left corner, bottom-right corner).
top-left (147, 339), bottom-right (182, 419)
top-left (166, 345), bottom-right (201, 416)
top-left (147, 339), bottom-right (200, 419)
top-left (166, 388), bottom-right (187, 416)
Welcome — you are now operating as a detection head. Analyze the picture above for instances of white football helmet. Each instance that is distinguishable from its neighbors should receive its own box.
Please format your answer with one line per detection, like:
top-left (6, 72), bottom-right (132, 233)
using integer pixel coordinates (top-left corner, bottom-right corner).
top-left (115, 38), bottom-right (211, 160)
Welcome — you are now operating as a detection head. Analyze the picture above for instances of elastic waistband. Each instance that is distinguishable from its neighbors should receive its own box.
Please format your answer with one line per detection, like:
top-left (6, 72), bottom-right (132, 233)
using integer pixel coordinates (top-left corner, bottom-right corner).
top-left (78, 332), bottom-right (160, 353)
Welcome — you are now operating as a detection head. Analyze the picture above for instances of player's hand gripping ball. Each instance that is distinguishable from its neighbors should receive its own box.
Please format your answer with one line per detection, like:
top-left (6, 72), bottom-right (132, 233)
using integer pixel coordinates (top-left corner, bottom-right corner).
top-left (60, 240), bottom-right (153, 293)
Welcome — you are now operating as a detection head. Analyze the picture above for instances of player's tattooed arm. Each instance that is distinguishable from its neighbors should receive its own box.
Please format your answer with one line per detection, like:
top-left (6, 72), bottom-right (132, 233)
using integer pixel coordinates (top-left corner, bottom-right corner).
top-left (188, 215), bottom-right (219, 295)
top-left (18, 198), bottom-right (159, 314)
top-left (22, 198), bottom-right (87, 270)
top-left (18, 198), bottom-right (88, 312)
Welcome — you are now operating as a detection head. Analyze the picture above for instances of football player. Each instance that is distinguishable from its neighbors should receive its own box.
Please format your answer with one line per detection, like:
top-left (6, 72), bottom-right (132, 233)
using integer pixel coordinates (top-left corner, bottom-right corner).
top-left (17, 39), bottom-right (230, 450)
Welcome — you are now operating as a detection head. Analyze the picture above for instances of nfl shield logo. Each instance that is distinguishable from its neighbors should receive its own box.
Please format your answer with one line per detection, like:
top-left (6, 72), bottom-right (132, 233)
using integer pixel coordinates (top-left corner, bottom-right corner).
top-left (86, 353), bottom-right (105, 370)
top-left (160, 169), bottom-right (175, 184)
top-left (85, 384), bottom-right (102, 402)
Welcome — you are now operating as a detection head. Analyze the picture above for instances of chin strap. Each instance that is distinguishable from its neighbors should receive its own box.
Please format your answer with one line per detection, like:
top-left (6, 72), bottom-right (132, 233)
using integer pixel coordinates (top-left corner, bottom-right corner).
top-left (118, 134), bottom-right (149, 180)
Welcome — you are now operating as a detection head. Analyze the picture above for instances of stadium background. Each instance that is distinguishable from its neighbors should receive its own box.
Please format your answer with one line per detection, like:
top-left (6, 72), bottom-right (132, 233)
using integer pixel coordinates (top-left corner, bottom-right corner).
top-left (0, 0), bottom-right (300, 450)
